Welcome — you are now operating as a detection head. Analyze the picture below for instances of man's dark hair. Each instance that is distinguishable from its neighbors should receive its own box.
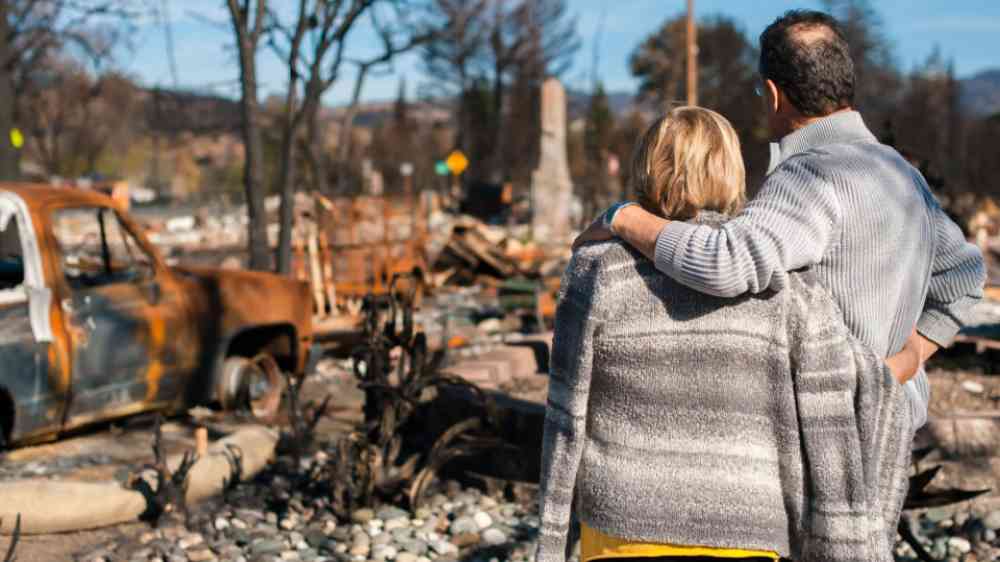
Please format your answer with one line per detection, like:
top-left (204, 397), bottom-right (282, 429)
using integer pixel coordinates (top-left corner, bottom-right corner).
top-left (759, 10), bottom-right (855, 117)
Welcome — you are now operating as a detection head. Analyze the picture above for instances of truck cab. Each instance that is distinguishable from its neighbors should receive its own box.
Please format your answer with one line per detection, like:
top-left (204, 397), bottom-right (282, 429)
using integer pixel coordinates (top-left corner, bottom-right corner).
top-left (0, 184), bottom-right (315, 447)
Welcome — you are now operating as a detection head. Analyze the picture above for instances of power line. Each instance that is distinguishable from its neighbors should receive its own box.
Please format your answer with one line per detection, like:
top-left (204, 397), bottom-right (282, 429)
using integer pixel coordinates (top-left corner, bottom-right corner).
top-left (686, 0), bottom-right (698, 105)
top-left (159, 0), bottom-right (180, 89)
top-left (590, 4), bottom-right (607, 91)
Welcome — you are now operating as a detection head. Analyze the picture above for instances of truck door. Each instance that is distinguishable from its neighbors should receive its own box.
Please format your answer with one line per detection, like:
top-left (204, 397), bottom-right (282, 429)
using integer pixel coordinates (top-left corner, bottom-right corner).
top-left (0, 196), bottom-right (59, 444)
top-left (51, 207), bottom-right (163, 425)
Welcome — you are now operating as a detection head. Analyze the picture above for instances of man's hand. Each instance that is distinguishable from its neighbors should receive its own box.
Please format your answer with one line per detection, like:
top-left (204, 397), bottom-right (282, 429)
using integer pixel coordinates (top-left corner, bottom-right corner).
top-left (886, 328), bottom-right (938, 384)
top-left (572, 218), bottom-right (614, 251)
top-left (573, 204), bottom-right (669, 260)
top-left (886, 344), bottom-right (921, 384)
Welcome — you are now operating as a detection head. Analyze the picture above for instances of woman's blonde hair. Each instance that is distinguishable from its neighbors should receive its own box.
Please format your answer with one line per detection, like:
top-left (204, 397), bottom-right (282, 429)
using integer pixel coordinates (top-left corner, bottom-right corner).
top-left (630, 106), bottom-right (746, 220)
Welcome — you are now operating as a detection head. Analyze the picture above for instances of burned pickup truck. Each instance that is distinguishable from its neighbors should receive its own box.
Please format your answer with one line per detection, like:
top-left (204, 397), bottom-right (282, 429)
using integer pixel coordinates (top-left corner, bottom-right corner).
top-left (0, 184), bottom-right (316, 447)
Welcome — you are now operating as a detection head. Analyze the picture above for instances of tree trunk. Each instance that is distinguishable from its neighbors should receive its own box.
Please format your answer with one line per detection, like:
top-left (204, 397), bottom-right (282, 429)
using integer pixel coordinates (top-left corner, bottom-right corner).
top-left (235, 38), bottom-right (270, 271)
top-left (275, 128), bottom-right (296, 274)
top-left (0, 3), bottom-right (19, 181)
top-left (335, 68), bottom-right (369, 194)
top-left (304, 100), bottom-right (328, 195)
top-left (490, 60), bottom-right (505, 182)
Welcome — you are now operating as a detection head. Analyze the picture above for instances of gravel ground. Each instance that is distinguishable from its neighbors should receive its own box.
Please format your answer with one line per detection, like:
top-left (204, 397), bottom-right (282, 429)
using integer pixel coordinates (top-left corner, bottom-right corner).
top-left (44, 434), bottom-right (999, 562)
top-left (68, 445), bottom-right (544, 562)
top-left (4, 348), bottom-right (1000, 561)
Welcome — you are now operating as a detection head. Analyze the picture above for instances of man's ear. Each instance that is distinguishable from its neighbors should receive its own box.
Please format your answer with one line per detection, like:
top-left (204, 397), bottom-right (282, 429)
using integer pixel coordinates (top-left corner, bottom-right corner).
top-left (765, 79), bottom-right (781, 114)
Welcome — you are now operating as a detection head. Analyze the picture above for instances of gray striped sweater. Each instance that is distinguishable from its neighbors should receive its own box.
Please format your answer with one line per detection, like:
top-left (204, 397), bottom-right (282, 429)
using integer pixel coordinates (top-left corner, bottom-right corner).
top-left (654, 111), bottom-right (985, 430)
top-left (537, 228), bottom-right (913, 562)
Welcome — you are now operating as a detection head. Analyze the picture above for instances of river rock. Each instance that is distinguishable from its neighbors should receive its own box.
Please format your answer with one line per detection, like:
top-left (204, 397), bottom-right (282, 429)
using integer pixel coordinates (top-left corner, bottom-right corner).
top-left (179, 534), bottom-right (205, 549)
top-left (352, 508), bottom-right (375, 524)
top-left (473, 512), bottom-right (493, 530)
top-left (482, 528), bottom-right (506, 546)
top-left (962, 380), bottom-right (985, 394)
top-left (948, 537), bottom-right (972, 554)
top-left (251, 539), bottom-right (286, 556)
top-left (449, 516), bottom-right (478, 535)
top-left (377, 506), bottom-right (409, 521)
top-left (348, 543), bottom-right (370, 558)
top-left (188, 549), bottom-right (217, 562)
top-left (451, 532), bottom-right (480, 548)
top-left (385, 518), bottom-right (409, 532)
top-left (430, 539), bottom-right (458, 556)
top-left (983, 511), bottom-right (1000, 530)
top-left (397, 538), bottom-right (428, 555)
top-left (372, 532), bottom-right (392, 546)
top-left (371, 545), bottom-right (398, 561)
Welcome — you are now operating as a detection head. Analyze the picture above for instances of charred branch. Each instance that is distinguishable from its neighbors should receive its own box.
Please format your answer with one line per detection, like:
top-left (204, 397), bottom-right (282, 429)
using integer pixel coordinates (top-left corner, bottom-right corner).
top-left (129, 415), bottom-right (200, 529)
top-left (1, 514), bottom-right (19, 562)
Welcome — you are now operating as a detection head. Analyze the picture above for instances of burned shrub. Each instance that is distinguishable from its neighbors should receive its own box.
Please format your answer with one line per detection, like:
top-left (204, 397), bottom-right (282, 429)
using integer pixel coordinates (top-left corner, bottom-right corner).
top-left (305, 281), bottom-right (504, 516)
top-left (129, 415), bottom-right (200, 528)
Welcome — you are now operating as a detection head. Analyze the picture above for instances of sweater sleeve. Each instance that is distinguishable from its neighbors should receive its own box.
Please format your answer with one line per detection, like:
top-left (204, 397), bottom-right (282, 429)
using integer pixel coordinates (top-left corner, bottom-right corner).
top-left (916, 202), bottom-right (986, 347)
top-left (536, 250), bottom-right (604, 562)
top-left (654, 156), bottom-right (841, 297)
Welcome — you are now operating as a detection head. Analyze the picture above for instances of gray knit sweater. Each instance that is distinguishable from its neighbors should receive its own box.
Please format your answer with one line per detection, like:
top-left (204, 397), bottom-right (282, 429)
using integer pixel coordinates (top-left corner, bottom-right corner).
top-left (653, 111), bottom-right (985, 429)
top-left (537, 226), bottom-right (913, 562)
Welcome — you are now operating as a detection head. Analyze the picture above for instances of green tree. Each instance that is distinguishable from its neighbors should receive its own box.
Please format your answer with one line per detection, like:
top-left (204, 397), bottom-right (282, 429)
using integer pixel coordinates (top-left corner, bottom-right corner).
top-left (630, 14), bottom-right (767, 189)
top-left (821, 0), bottom-right (902, 139)
top-left (890, 49), bottom-right (962, 192)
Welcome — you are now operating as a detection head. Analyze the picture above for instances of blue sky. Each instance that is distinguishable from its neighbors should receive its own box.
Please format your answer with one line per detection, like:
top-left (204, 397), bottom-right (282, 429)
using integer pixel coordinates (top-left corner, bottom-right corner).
top-left (122, 1), bottom-right (1000, 105)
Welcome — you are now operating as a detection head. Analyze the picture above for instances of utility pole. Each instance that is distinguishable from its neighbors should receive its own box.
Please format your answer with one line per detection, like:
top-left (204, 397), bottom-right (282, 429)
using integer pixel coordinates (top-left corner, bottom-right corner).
top-left (686, 0), bottom-right (698, 106)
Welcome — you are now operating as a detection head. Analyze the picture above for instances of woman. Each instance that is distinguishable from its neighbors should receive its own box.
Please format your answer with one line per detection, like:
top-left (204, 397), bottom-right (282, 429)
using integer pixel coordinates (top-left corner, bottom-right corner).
top-left (536, 107), bottom-right (913, 562)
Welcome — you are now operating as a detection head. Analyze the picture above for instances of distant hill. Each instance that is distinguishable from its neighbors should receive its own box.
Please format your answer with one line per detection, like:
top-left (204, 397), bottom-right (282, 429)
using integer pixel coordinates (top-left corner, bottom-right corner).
top-left (318, 88), bottom-right (641, 129)
top-left (961, 69), bottom-right (1000, 117)
top-left (141, 87), bottom-right (243, 134)
top-left (566, 88), bottom-right (638, 119)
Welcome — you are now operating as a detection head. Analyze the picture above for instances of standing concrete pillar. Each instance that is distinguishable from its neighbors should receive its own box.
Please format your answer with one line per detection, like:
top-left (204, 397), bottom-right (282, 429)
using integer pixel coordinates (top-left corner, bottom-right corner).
top-left (531, 78), bottom-right (573, 243)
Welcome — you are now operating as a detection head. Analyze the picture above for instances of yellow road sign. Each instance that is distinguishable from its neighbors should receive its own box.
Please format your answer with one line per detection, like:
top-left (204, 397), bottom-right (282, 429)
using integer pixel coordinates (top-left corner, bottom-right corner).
top-left (445, 150), bottom-right (468, 175)
top-left (9, 128), bottom-right (23, 149)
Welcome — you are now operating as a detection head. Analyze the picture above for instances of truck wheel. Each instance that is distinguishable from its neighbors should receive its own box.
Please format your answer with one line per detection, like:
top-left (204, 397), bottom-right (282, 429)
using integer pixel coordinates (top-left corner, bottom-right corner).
top-left (218, 355), bottom-right (284, 422)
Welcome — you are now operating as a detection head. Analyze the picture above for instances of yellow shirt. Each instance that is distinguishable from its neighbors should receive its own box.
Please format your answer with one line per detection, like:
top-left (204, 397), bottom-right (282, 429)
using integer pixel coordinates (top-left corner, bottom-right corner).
top-left (580, 522), bottom-right (780, 561)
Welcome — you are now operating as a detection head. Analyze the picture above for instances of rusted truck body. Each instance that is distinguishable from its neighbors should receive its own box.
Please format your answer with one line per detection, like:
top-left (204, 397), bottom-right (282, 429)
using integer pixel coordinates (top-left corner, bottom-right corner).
top-left (0, 184), bottom-right (315, 447)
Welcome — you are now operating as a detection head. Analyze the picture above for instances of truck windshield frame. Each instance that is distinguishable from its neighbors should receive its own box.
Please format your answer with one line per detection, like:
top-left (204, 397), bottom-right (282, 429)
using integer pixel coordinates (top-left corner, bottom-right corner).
top-left (51, 206), bottom-right (156, 290)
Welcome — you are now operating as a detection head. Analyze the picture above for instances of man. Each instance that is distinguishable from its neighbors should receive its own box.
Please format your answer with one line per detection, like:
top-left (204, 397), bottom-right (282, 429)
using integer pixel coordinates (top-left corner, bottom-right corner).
top-left (576, 10), bottom-right (985, 428)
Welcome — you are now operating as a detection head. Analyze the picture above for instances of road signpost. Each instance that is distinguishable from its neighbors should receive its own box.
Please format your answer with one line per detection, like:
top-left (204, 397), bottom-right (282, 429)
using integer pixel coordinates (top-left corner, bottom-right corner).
top-left (445, 150), bottom-right (468, 204)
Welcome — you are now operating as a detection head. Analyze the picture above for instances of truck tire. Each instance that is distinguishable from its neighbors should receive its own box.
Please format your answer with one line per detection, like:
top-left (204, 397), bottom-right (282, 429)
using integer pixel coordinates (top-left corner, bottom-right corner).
top-left (217, 355), bottom-right (284, 422)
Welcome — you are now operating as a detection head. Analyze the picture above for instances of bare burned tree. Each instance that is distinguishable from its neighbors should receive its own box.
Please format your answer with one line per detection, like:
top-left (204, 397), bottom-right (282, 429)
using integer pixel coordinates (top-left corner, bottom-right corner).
top-left (330, 7), bottom-right (437, 197)
top-left (329, 278), bottom-right (503, 510)
top-left (417, 0), bottom-right (488, 154)
top-left (21, 59), bottom-right (138, 176)
top-left (267, 0), bottom-right (432, 274)
top-left (226, 0), bottom-right (271, 271)
top-left (419, 0), bottom-right (578, 183)
top-left (0, 0), bottom-right (137, 181)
